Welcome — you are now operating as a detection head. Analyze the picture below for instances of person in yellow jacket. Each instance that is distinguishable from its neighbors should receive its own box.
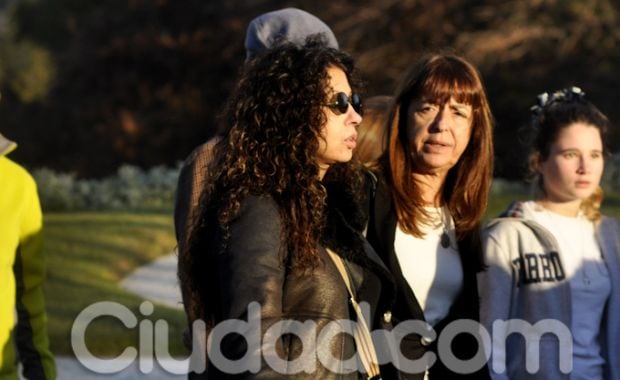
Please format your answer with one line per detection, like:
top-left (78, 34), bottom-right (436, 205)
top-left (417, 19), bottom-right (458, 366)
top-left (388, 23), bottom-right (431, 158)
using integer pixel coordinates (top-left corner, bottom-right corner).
top-left (0, 133), bottom-right (55, 379)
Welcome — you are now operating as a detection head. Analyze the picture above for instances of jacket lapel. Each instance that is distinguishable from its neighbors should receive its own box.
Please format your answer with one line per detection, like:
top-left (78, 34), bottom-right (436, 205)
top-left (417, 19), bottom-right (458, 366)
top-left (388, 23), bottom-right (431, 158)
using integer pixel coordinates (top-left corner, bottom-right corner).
top-left (372, 178), bottom-right (426, 321)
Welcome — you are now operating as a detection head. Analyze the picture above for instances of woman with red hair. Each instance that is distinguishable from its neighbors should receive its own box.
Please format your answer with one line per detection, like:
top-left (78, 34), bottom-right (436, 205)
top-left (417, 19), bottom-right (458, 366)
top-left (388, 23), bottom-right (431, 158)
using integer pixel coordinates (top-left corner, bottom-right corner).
top-left (367, 54), bottom-right (494, 379)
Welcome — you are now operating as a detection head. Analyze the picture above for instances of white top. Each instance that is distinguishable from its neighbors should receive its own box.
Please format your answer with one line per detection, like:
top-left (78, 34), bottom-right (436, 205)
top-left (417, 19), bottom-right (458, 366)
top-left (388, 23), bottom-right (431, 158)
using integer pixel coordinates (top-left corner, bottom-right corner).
top-left (522, 201), bottom-right (610, 380)
top-left (393, 207), bottom-right (463, 327)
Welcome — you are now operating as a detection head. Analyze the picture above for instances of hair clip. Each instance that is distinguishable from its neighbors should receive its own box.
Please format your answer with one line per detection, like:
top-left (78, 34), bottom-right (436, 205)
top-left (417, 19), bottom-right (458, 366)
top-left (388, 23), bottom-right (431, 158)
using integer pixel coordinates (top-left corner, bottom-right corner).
top-left (530, 86), bottom-right (585, 116)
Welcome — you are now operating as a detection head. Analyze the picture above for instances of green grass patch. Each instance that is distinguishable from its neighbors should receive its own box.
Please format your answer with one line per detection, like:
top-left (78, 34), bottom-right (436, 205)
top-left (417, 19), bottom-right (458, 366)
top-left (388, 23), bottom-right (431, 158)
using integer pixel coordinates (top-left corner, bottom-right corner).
top-left (485, 191), bottom-right (529, 220)
top-left (42, 194), bottom-right (620, 359)
top-left (43, 212), bottom-right (189, 358)
top-left (485, 188), bottom-right (620, 220)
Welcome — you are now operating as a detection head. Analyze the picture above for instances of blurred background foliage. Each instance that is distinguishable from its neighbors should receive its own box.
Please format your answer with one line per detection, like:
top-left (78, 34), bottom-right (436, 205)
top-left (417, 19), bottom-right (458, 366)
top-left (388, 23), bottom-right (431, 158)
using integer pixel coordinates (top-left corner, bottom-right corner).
top-left (1, 0), bottom-right (619, 179)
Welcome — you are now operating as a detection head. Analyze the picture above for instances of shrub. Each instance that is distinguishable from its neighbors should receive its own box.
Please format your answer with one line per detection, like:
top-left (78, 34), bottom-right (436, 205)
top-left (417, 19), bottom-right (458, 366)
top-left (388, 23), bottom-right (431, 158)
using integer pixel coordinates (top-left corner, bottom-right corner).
top-left (33, 163), bottom-right (181, 212)
top-left (33, 153), bottom-right (620, 212)
top-left (602, 153), bottom-right (620, 192)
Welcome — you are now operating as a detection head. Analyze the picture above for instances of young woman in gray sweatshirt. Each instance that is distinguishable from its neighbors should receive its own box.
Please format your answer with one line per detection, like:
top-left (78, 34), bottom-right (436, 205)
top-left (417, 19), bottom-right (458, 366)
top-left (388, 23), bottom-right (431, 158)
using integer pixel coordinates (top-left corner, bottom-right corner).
top-left (479, 87), bottom-right (620, 380)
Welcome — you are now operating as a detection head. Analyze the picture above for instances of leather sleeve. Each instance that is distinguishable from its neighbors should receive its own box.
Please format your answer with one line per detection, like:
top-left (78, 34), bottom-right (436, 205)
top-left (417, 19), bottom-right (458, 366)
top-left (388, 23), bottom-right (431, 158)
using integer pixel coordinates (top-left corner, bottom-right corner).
top-left (216, 195), bottom-right (285, 319)
top-left (208, 195), bottom-right (287, 379)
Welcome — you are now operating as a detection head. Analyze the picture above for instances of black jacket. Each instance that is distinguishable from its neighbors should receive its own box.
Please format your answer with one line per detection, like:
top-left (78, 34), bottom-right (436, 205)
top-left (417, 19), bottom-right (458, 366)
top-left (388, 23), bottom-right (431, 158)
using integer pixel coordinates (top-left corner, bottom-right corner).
top-left (190, 189), bottom-right (396, 379)
top-left (366, 176), bottom-right (489, 380)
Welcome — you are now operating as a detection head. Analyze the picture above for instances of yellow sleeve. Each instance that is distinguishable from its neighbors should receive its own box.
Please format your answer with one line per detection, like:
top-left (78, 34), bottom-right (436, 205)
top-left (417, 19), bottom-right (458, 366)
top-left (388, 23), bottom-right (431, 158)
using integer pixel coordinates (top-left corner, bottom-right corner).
top-left (14, 173), bottom-right (56, 379)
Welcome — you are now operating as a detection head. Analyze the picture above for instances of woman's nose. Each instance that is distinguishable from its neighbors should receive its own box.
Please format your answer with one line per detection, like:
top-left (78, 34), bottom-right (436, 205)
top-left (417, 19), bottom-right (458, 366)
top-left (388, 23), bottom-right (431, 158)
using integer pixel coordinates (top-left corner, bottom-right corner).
top-left (430, 107), bottom-right (449, 132)
top-left (348, 105), bottom-right (362, 125)
top-left (577, 156), bottom-right (589, 174)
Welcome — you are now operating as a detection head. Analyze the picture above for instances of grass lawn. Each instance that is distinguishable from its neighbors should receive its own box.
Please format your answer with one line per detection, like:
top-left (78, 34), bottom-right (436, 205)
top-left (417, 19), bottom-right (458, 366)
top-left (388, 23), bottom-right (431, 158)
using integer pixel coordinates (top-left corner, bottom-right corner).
top-left (41, 190), bottom-right (620, 359)
top-left (485, 189), bottom-right (529, 220)
top-left (43, 211), bottom-right (189, 358)
top-left (485, 186), bottom-right (620, 220)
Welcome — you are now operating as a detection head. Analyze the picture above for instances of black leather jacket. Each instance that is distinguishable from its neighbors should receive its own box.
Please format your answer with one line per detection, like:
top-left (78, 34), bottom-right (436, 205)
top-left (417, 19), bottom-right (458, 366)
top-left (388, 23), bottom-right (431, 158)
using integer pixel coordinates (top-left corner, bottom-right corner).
top-left (190, 190), bottom-right (396, 379)
top-left (366, 176), bottom-right (490, 380)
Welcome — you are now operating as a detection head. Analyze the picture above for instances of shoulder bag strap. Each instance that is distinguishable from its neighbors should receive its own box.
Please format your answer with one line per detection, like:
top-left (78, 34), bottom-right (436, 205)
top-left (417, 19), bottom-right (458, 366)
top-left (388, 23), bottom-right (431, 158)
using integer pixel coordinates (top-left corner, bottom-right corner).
top-left (326, 248), bottom-right (381, 379)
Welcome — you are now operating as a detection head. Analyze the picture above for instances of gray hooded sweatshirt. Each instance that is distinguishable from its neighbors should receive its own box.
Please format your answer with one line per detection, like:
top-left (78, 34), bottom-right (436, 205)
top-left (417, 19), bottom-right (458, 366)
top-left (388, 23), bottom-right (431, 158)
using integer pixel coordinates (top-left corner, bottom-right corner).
top-left (478, 201), bottom-right (620, 380)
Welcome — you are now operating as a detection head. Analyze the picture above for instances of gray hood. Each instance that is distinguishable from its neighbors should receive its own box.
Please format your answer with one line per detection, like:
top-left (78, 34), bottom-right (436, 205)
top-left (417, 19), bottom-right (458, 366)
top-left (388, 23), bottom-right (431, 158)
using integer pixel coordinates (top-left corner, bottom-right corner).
top-left (244, 8), bottom-right (338, 61)
top-left (0, 133), bottom-right (16, 157)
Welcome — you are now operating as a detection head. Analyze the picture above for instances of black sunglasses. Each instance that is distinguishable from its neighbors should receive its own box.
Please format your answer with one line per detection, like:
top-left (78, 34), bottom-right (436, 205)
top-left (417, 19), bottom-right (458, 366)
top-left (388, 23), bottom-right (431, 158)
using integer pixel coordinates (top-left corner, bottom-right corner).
top-left (325, 92), bottom-right (363, 116)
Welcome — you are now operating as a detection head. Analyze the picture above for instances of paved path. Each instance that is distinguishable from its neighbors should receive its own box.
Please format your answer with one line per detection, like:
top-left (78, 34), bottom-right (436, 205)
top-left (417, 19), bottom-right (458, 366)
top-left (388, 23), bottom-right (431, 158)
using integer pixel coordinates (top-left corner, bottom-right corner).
top-left (55, 253), bottom-right (186, 379)
top-left (120, 252), bottom-right (183, 310)
top-left (55, 357), bottom-right (187, 379)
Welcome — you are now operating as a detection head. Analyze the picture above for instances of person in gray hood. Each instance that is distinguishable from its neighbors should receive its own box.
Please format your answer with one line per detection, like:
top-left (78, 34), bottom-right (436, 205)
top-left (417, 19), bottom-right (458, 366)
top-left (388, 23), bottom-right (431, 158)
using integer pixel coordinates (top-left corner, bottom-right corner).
top-left (478, 87), bottom-right (620, 380)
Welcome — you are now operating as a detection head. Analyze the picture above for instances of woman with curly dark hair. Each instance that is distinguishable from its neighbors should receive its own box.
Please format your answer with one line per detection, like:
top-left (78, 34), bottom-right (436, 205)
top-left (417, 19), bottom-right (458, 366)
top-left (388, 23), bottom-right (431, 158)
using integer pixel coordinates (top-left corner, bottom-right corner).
top-left (179, 38), bottom-right (395, 379)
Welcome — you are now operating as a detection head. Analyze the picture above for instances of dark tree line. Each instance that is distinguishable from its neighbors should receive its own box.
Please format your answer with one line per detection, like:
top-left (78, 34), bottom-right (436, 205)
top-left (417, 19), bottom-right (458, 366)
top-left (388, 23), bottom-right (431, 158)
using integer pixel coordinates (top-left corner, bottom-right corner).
top-left (1, 0), bottom-right (619, 178)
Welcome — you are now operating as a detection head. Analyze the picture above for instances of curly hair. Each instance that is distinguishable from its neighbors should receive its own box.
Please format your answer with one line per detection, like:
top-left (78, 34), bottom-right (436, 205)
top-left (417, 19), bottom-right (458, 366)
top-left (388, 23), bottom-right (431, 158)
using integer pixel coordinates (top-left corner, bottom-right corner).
top-left (178, 37), bottom-right (363, 326)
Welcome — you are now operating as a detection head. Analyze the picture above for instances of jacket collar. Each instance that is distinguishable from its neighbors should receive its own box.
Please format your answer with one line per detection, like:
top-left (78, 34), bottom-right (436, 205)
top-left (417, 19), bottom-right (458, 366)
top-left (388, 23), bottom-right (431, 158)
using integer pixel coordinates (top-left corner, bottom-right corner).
top-left (486, 201), bottom-right (562, 251)
top-left (323, 205), bottom-right (390, 270)
top-left (0, 133), bottom-right (16, 157)
top-left (322, 173), bottom-right (396, 300)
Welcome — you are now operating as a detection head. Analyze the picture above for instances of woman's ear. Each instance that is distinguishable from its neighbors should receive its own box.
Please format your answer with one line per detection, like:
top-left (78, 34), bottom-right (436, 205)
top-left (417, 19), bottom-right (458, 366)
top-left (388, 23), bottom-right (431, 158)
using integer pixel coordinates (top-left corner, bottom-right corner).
top-left (528, 152), bottom-right (547, 197)
top-left (529, 152), bottom-right (542, 173)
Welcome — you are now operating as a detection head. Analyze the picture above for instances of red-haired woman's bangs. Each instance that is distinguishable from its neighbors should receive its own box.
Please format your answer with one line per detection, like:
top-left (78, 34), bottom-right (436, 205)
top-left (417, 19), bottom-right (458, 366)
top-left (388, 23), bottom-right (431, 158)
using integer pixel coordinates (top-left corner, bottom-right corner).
top-left (417, 58), bottom-right (482, 108)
